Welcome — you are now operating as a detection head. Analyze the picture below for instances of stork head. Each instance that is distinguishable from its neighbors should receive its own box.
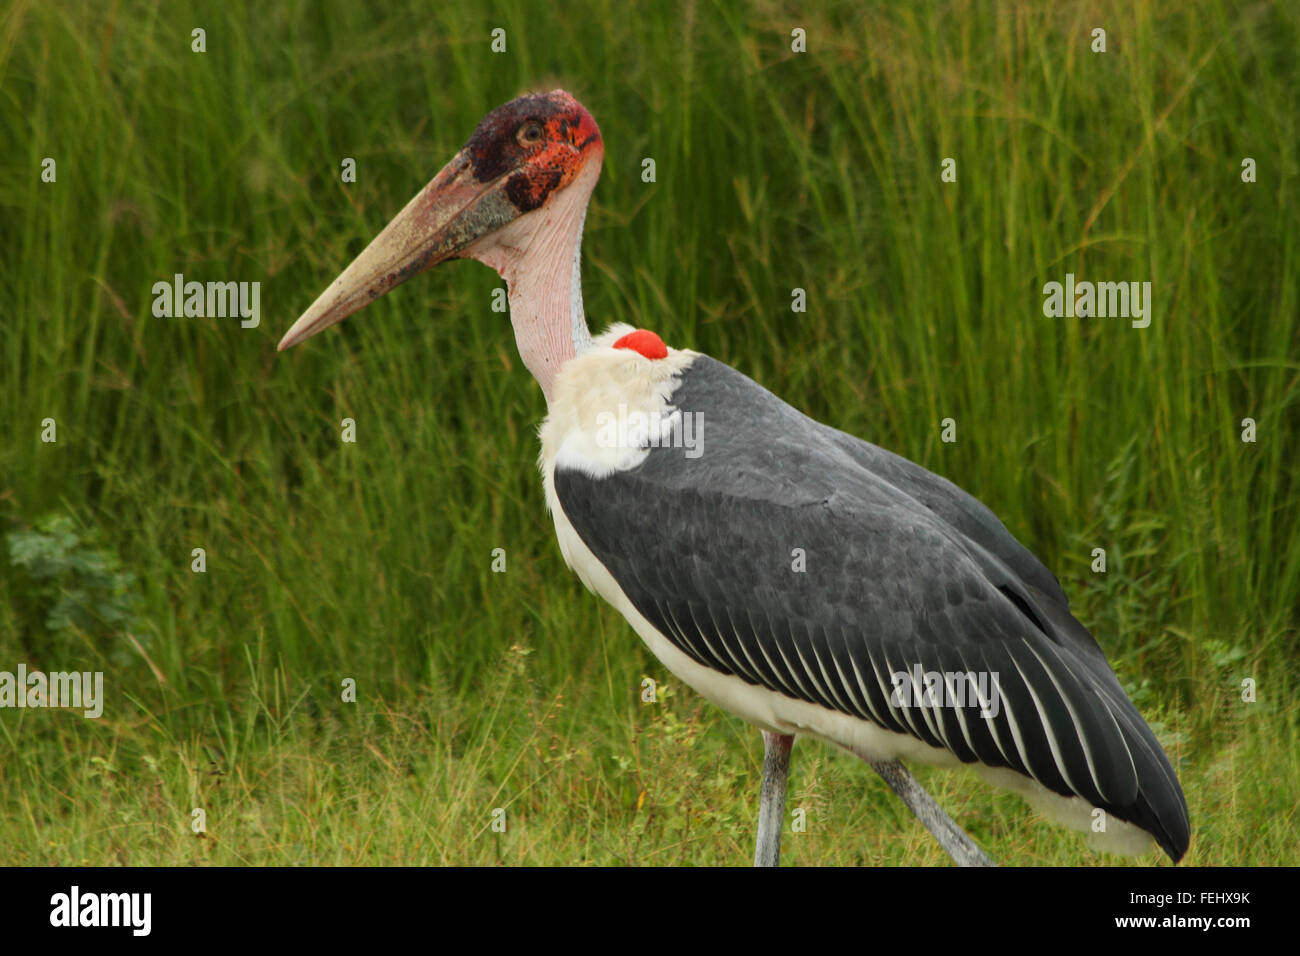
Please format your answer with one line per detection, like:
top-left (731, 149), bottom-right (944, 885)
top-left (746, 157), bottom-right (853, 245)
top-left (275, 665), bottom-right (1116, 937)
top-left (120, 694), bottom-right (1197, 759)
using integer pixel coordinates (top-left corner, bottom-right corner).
top-left (278, 90), bottom-right (603, 351)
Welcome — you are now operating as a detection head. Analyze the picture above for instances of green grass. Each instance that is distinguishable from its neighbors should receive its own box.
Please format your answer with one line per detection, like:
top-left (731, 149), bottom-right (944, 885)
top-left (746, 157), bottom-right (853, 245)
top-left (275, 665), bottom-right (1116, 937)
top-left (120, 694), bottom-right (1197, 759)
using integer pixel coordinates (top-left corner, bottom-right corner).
top-left (1, 0), bottom-right (1296, 865)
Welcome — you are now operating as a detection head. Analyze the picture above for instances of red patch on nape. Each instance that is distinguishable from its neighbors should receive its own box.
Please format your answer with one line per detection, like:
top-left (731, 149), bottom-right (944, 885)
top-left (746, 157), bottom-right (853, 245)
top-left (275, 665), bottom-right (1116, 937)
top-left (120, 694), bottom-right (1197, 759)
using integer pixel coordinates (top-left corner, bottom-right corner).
top-left (612, 329), bottom-right (668, 360)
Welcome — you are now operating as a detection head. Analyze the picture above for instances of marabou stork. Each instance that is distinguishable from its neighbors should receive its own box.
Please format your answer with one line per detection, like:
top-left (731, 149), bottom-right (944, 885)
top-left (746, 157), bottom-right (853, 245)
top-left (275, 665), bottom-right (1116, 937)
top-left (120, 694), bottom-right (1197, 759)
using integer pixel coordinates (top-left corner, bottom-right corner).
top-left (279, 91), bottom-right (1190, 866)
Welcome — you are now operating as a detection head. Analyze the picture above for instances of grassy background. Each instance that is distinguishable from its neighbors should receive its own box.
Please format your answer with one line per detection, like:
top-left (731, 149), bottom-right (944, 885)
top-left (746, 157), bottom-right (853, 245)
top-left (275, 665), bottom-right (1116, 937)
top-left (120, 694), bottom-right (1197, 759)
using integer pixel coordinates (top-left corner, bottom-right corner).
top-left (1, 0), bottom-right (1296, 865)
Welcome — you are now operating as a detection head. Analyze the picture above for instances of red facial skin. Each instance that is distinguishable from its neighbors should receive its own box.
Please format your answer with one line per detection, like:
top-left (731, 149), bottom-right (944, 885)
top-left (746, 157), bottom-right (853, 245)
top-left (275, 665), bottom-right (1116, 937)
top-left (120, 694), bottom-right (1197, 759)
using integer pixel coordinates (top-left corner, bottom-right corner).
top-left (462, 90), bottom-right (604, 213)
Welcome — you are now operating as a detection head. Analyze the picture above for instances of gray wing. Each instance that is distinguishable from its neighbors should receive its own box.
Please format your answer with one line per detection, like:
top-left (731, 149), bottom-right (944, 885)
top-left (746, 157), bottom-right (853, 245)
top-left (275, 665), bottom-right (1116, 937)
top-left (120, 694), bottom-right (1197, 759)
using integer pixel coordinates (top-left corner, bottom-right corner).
top-left (553, 355), bottom-right (1189, 860)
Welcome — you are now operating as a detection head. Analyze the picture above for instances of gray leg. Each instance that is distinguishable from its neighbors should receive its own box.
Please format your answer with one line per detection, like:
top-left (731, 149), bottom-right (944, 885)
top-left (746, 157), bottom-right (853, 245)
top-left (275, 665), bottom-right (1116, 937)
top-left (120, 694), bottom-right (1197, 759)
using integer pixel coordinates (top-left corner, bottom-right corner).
top-left (869, 758), bottom-right (996, 866)
top-left (754, 731), bottom-right (794, 867)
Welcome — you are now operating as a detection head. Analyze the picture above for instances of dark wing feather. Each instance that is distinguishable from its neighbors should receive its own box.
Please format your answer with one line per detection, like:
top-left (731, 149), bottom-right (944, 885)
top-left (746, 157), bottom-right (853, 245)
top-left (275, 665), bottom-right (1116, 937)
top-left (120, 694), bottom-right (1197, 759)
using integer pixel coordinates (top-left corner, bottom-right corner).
top-left (553, 356), bottom-right (1189, 859)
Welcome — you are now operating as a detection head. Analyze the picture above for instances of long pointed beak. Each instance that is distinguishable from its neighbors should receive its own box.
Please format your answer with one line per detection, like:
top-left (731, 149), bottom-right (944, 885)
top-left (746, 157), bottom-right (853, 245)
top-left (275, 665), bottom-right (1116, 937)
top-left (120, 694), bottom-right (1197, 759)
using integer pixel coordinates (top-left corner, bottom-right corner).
top-left (278, 149), bottom-right (518, 351)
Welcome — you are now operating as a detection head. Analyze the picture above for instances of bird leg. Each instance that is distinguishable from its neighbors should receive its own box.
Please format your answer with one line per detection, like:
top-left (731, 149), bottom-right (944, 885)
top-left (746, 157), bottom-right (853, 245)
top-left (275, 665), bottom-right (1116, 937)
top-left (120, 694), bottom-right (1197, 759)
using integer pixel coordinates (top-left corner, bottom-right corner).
top-left (868, 758), bottom-right (996, 866)
top-left (754, 731), bottom-right (794, 867)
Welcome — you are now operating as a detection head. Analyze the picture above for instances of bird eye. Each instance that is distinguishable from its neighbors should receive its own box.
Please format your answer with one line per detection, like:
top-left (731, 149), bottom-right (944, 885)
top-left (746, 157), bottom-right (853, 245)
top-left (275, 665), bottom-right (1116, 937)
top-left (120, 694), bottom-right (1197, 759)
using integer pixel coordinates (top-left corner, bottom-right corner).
top-left (518, 121), bottom-right (544, 145)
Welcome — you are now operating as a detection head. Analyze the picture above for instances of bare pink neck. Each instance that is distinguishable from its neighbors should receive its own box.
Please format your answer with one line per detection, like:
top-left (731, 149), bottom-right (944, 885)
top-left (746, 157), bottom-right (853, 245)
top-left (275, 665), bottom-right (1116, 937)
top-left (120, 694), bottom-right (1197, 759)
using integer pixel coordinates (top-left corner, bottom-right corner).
top-left (468, 161), bottom-right (600, 404)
